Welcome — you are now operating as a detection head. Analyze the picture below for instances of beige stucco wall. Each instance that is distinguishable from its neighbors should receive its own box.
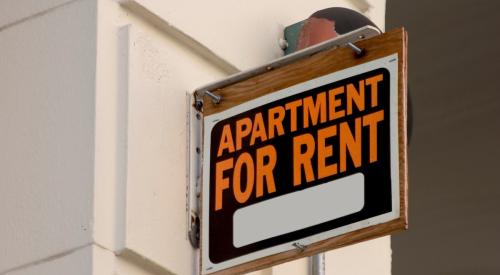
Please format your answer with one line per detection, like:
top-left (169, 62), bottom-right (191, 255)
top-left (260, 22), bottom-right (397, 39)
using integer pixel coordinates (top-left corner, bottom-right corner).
top-left (0, 0), bottom-right (389, 274)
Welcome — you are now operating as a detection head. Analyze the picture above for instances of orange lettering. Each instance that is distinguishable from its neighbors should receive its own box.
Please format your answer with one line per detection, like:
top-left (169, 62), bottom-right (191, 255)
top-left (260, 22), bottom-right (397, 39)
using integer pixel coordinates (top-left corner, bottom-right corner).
top-left (365, 74), bottom-right (383, 107)
top-left (346, 80), bottom-right (365, 115)
top-left (268, 106), bottom-right (285, 139)
top-left (317, 125), bottom-right (338, 179)
top-left (303, 92), bottom-right (327, 128)
top-left (293, 133), bottom-right (315, 186)
top-left (217, 124), bottom-right (235, 157)
top-left (235, 117), bottom-right (252, 150)
top-left (340, 118), bottom-right (362, 172)
top-left (363, 110), bottom-right (384, 163)
top-left (329, 87), bottom-right (345, 120)
top-left (233, 153), bottom-right (255, 204)
top-left (250, 113), bottom-right (267, 145)
top-left (215, 158), bottom-right (233, 211)
top-left (285, 99), bottom-right (302, 132)
top-left (256, 145), bottom-right (277, 197)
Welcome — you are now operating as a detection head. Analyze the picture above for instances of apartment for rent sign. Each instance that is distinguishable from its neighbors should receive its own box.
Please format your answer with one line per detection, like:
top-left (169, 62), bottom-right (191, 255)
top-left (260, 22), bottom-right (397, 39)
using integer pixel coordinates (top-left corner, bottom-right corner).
top-left (213, 71), bottom-right (384, 211)
top-left (202, 54), bottom-right (403, 274)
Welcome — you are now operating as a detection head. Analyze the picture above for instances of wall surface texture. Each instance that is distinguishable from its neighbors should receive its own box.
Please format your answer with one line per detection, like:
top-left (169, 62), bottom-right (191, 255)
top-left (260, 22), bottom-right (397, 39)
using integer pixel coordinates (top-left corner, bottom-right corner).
top-left (0, 0), bottom-right (390, 274)
top-left (0, 0), bottom-right (96, 273)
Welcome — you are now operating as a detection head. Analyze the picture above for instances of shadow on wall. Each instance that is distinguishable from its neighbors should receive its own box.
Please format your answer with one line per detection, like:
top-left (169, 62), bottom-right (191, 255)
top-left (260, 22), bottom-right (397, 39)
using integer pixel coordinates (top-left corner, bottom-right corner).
top-left (386, 0), bottom-right (500, 274)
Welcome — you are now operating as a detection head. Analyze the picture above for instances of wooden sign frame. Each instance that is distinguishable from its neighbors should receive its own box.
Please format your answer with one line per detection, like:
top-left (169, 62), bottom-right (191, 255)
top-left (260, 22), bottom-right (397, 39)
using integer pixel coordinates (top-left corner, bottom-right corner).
top-left (197, 27), bottom-right (408, 275)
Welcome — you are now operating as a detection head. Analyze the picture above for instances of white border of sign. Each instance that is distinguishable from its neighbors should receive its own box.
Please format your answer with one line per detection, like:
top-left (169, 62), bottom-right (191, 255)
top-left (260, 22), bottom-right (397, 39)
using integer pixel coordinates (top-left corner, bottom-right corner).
top-left (202, 53), bottom-right (400, 274)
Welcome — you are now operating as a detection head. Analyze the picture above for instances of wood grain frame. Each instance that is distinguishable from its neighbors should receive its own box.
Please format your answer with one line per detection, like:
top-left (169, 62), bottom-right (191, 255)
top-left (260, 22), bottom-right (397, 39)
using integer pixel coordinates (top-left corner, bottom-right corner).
top-left (201, 27), bottom-right (408, 275)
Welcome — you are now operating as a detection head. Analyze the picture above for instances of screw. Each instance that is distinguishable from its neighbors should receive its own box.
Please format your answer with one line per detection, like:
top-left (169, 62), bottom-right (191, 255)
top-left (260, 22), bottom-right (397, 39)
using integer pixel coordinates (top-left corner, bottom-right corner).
top-left (292, 242), bottom-right (307, 251)
top-left (279, 38), bottom-right (289, 50)
top-left (205, 91), bottom-right (221, 104)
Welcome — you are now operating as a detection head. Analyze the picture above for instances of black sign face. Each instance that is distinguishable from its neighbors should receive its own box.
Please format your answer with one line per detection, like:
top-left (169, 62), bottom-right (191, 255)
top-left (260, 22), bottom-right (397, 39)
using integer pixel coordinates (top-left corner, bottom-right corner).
top-left (202, 55), bottom-right (400, 274)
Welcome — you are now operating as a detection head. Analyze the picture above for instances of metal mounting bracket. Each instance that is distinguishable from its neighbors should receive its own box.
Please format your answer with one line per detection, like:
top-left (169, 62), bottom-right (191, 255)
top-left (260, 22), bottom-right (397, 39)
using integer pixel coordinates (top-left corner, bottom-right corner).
top-left (194, 26), bottom-right (381, 99)
top-left (187, 92), bottom-right (203, 248)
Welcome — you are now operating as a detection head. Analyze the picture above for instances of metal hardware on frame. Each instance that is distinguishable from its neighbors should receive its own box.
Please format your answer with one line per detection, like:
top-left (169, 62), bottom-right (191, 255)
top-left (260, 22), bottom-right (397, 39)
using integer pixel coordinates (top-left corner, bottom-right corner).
top-left (187, 93), bottom-right (203, 248)
top-left (292, 242), bottom-right (307, 252)
top-left (346, 42), bottom-right (363, 55)
top-left (193, 26), bottom-right (381, 99)
top-left (204, 91), bottom-right (221, 104)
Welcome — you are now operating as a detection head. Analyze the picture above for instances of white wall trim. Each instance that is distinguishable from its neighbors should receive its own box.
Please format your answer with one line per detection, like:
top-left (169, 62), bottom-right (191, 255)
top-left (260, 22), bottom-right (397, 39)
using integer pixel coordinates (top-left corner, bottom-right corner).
top-left (119, 0), bottom-right (240, 74)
